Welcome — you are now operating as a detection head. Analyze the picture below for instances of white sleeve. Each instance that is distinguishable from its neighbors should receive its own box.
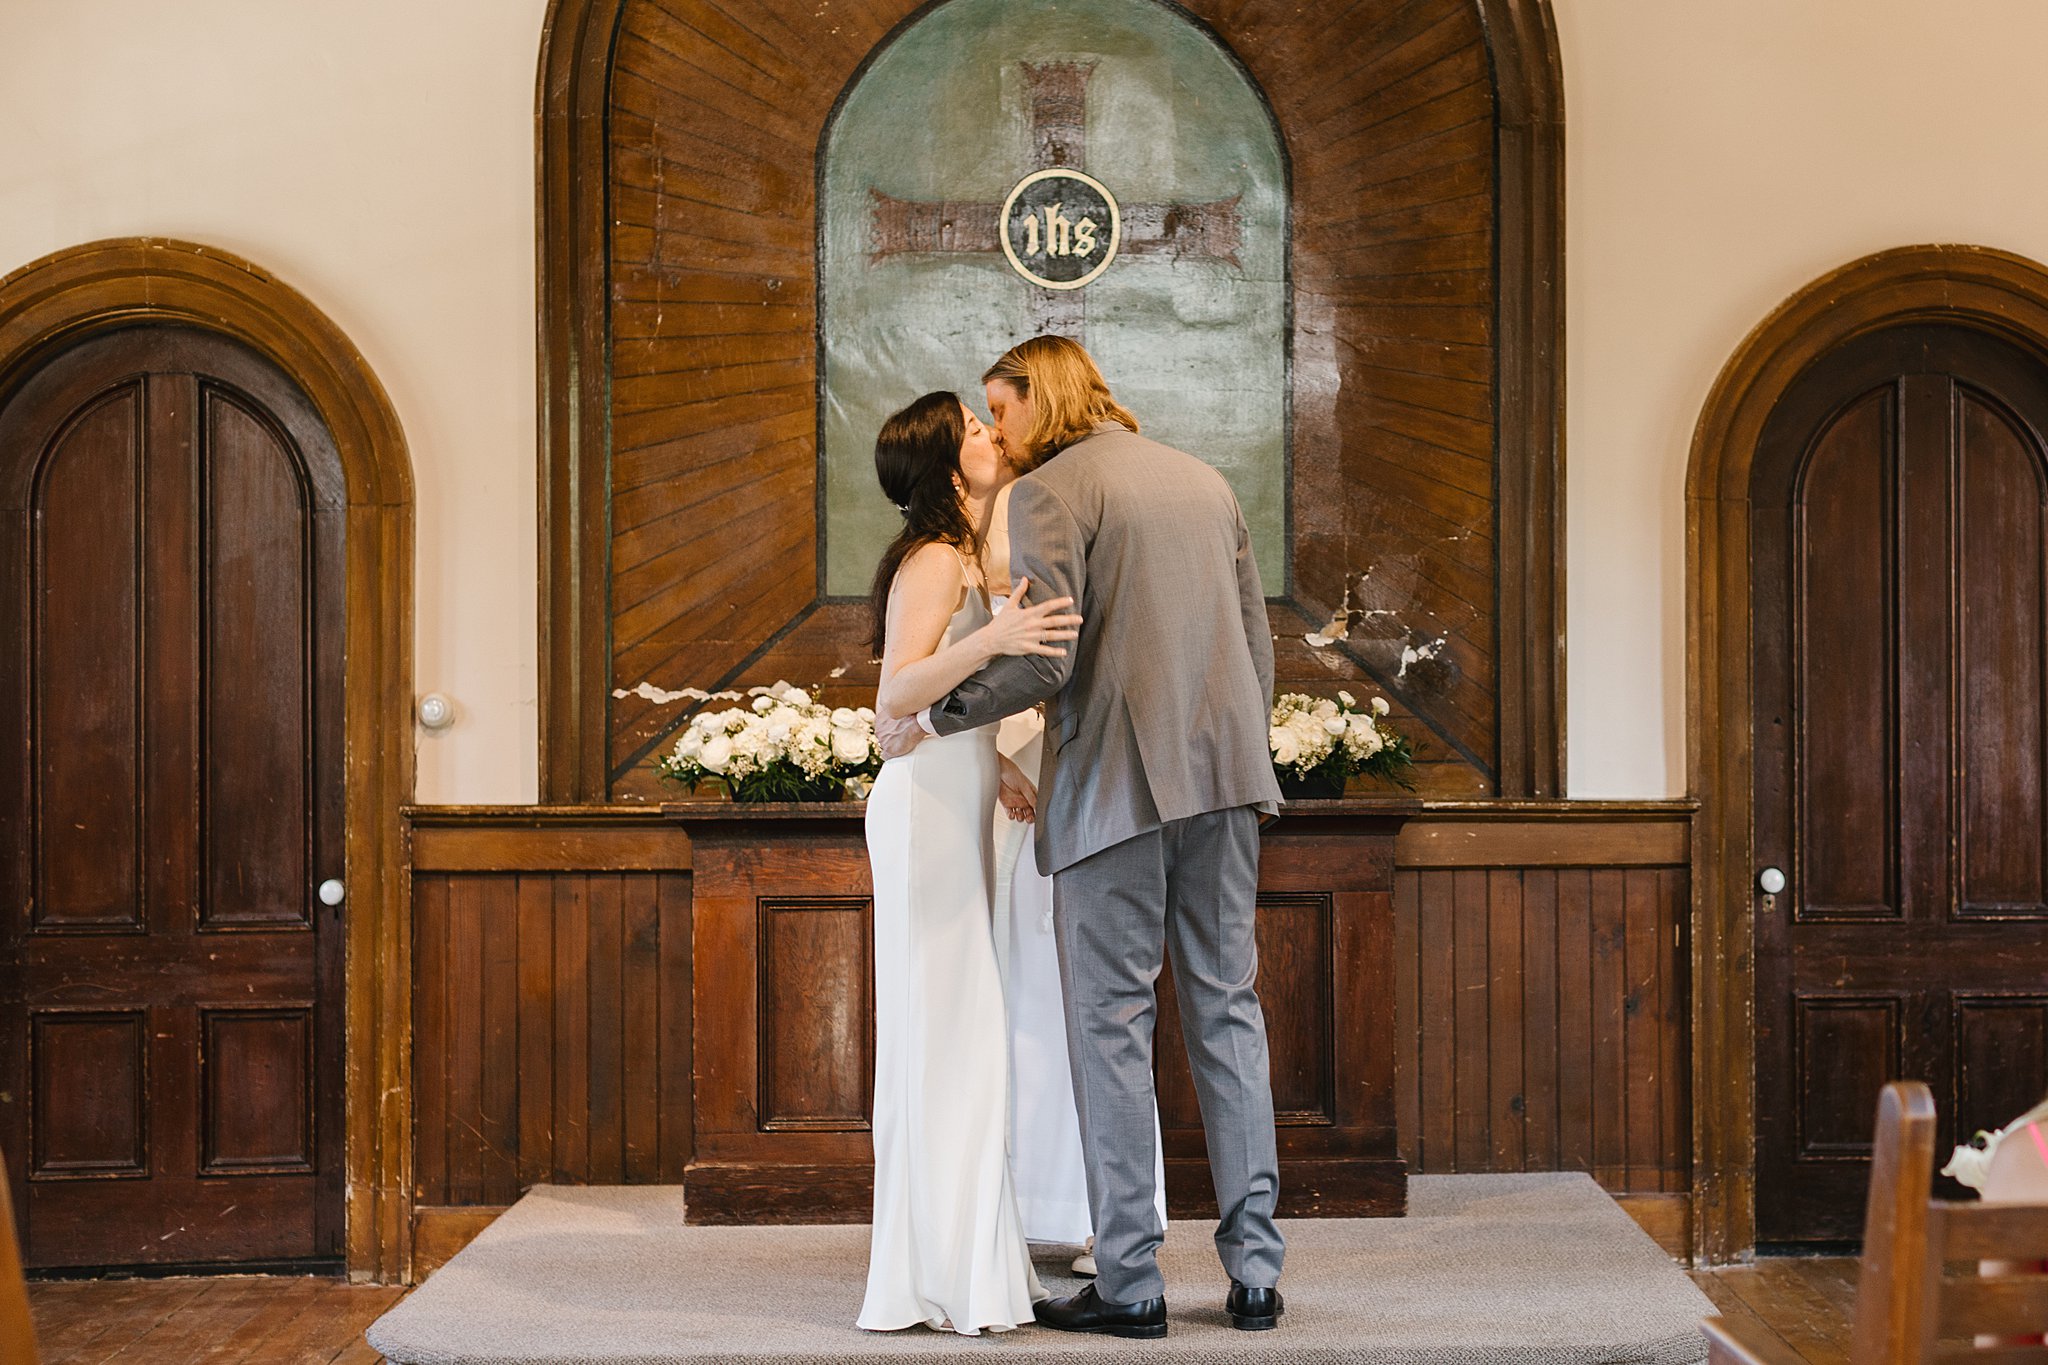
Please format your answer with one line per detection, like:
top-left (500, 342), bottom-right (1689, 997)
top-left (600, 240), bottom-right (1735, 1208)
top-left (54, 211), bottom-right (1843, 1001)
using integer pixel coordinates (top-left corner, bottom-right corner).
top-left (916, 705), bottom-right (938, 736)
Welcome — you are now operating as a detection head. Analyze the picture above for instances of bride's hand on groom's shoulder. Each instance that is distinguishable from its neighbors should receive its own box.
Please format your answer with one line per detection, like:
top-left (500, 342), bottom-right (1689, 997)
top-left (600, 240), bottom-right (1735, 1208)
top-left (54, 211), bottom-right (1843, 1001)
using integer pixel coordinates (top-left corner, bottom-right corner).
top-left (979, 577), bottom-right (1081, 660)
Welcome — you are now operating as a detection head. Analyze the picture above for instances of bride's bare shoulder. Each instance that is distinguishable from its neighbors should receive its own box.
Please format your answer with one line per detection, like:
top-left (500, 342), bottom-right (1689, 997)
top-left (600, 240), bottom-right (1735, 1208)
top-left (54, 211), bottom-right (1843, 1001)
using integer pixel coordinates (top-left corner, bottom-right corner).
top-left (890, 540), bottom-right (970, 607)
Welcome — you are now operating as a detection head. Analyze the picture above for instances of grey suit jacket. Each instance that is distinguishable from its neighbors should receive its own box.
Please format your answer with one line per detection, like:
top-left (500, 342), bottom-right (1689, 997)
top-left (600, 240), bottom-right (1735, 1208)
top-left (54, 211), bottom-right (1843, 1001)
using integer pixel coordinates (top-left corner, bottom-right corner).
top-left (931, 422), bottom-right (1281, 874)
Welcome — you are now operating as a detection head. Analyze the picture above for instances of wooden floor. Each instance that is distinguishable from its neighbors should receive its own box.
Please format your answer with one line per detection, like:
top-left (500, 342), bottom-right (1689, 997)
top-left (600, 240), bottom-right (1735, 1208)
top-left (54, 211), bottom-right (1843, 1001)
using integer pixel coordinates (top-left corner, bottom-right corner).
top-left (1691, 1257), bottom-right (1863, 1364)
top-left (24, 1259), bottom-right (1856, 1363)
top-left (26, 1276), bottom-right (404, 1364)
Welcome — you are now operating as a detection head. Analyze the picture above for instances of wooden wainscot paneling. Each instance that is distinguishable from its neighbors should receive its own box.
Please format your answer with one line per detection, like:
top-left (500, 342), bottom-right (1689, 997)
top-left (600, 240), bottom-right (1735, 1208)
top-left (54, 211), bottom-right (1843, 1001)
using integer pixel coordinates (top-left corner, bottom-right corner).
top-left (1393, 801), bottom-right (1696, 1256)
top-left (405, 807), bottom-right (691, 1278)
top-left (404, 800), bottom-right (1695, 1263)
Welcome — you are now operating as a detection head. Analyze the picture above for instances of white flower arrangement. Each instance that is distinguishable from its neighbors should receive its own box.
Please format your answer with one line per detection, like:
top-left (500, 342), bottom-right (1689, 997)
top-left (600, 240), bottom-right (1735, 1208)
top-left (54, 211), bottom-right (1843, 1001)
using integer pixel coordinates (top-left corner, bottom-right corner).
top-left (1269, 689), bottom-right (1414, 796)
top-left (657, 681), bottom-right (881, 802)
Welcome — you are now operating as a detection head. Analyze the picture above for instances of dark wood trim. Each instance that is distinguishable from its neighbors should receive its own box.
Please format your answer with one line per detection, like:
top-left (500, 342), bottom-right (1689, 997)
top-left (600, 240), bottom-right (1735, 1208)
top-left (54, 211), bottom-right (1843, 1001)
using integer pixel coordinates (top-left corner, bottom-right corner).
top-left (410, 828), bottom-right (686, 873)
top-left (1685, 243), bottom-right (2048, 1267)
top-left (1478, 0), bottom-right (1567, 796)
top-left (535, 0), bottom-right (1569, 801)
top-left (536, 0), bottom-right (620, 803)
top-left (405, 804), bottom-right (686, 870)
top-left (1399, 819), bottom-right (1686, 868)
top-left (0, 237), bottom-right (415, 1281)
top-left (409, 1205), bottom-right (509, 1279)
top-left (1616, 1192), bottom-right (1691, 1262)
top-left (400, 798), bottom-right (1685, 872)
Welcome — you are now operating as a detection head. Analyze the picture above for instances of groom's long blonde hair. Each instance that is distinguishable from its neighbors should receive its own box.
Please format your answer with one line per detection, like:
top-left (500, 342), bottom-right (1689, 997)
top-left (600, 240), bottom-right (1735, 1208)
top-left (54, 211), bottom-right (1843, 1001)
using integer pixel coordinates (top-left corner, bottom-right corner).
top-left (982, 335), bottom-right (1138, 468)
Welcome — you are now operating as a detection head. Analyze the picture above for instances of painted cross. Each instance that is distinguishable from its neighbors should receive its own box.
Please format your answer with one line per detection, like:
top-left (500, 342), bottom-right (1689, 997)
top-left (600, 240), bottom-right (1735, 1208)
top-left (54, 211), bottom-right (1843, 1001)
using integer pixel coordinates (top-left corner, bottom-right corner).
top-left (869, 61), bottom-right (1244, 336)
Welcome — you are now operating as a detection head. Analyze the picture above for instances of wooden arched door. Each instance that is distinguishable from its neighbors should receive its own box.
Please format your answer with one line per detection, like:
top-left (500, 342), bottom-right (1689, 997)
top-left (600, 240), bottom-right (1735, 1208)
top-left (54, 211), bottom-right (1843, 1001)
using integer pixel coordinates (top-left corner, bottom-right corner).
top-left (0, 325), bottom-right (345, 1269)
top-left (1751, 323), bottom-right (2048, 1243)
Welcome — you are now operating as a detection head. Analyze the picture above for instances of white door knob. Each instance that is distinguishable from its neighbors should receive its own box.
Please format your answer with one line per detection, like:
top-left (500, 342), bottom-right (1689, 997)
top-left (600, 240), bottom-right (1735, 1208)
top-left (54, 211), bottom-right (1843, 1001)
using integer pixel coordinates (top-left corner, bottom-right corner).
top-left (1758, 867), bottom-right (1786, 895)
top-left (318, 879), bottom-right (346, 907)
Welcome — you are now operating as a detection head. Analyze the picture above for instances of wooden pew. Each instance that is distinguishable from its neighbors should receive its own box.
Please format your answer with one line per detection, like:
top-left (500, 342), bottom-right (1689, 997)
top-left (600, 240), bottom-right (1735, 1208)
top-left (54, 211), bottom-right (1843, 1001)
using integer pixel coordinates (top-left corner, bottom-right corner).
top-left (1705, 1081), bottom-right (2048, 1363)
top-left (0, 1152), bottom-right (37, 1365)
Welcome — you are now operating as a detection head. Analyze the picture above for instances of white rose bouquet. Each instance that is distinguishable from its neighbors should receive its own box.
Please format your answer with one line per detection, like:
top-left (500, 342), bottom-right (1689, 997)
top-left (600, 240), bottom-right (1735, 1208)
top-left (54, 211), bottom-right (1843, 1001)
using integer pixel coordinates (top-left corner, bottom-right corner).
top-left (1269, 690), bottom-right (1415, 798)
top-left (657, 681), bottom-right (882, 802)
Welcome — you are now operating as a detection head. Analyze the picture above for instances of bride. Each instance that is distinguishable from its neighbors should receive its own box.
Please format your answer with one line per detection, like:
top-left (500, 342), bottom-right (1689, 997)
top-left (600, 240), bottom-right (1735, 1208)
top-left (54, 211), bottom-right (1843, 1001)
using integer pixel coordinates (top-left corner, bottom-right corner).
top-left (858, 391), bottom-right (1081, 1334)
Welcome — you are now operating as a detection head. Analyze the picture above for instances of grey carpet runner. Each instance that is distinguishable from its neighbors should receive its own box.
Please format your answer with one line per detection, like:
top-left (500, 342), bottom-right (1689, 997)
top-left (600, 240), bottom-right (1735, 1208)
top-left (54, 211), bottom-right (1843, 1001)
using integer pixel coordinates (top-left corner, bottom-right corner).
top-left (368, 1173), bottom-right (1712, 1364)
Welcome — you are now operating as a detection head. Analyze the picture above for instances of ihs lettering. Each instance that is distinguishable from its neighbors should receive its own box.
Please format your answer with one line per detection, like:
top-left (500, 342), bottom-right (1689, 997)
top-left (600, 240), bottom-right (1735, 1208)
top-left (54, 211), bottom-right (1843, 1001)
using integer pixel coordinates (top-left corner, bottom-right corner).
top-left (1019, 203), bottom-right (1101, 259)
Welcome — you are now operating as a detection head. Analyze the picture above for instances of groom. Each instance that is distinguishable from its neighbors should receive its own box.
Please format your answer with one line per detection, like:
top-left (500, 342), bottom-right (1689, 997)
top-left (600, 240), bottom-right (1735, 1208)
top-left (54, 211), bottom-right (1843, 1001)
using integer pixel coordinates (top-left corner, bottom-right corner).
top-left (878, 336), bottom-right (1286, 1338)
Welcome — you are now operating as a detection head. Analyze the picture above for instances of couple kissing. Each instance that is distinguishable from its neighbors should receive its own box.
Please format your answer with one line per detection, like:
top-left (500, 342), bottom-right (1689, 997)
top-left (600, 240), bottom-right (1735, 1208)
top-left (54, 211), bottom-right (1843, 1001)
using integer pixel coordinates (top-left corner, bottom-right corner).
top-left (858, 335), bottom-right (1285, 1341)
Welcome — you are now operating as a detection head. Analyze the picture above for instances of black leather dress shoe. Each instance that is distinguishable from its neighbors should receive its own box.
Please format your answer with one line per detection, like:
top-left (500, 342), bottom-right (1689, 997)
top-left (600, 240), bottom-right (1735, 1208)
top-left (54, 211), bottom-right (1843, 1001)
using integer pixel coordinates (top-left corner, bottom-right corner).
top-left (1227, 1280), bottom-right (1284, 1331)
top-left (1034, 1283), bottom-right (1168, 1339)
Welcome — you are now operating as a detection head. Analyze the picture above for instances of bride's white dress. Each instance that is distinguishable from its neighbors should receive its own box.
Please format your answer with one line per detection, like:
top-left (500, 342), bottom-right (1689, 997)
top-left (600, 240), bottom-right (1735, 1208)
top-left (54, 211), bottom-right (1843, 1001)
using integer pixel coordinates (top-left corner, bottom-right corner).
top-left (993, 710), bottom-right (1168, 1245)
top-left (859, 570), bottom-right (1046, 1335)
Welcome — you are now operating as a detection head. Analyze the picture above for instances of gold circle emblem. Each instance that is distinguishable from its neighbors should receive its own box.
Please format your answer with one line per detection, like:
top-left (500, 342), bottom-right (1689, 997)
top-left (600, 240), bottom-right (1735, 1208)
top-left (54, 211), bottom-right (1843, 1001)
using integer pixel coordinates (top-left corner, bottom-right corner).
top-left (999, 168), bottom-right (1121, 291)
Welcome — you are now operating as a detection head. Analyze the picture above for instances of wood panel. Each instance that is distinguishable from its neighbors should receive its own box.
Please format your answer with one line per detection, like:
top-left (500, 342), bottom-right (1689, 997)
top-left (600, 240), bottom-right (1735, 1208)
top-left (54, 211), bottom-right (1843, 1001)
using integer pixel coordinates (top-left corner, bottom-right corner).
top-left (553, 0), bottom-right (1566, 803)
top-left (1394, 806), bottom-right (1692, 1195)
top-left (406, 805), bottom-right (1689, 1241)
top-left (27, 1277), bottom-right (405, 1364)
top-left (410, 866), bottom-right (691, 1209)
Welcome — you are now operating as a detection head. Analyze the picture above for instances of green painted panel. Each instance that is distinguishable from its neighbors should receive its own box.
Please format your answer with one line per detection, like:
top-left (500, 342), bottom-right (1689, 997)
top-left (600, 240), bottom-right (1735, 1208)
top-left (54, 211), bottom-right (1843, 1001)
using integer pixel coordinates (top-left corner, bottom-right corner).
top-left (821, 0), bottom-right (1287, 595)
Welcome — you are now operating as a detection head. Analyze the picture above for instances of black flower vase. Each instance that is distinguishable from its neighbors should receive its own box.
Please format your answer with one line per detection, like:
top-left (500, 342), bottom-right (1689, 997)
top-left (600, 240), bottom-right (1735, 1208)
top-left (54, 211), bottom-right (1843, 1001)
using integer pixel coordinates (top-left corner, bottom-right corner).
top-left (1277, 767), bottom-right (1347, 800)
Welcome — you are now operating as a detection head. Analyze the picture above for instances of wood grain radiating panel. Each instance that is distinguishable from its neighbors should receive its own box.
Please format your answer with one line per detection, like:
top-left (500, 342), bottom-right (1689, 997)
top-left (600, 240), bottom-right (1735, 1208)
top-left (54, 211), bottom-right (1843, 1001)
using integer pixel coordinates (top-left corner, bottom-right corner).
top-left (757, 898), bottom-right (872, 1131)
top-left (32, 385), bottom-right (144, 932)
top-left (201, 387), bottom-right (312, 930)
top-left (200, 1008), bottom-right (313, 1173)
top-left (590, 0), bottom-right (1526, 800)
top-left (30, 1011), bottom-right (147, 1177)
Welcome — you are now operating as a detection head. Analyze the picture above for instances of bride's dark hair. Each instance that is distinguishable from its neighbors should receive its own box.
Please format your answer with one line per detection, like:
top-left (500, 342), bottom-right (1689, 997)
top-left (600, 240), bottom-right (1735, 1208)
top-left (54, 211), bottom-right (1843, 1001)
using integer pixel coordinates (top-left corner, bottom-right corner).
top-left (869, 391), bottom-right (979, 656)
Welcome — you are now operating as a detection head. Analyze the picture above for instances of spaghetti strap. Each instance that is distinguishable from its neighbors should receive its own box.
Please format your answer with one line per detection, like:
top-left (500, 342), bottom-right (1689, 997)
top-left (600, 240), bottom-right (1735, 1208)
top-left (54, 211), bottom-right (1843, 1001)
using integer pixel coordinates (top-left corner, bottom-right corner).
top-left (947, 543), bottom-right (991, 610)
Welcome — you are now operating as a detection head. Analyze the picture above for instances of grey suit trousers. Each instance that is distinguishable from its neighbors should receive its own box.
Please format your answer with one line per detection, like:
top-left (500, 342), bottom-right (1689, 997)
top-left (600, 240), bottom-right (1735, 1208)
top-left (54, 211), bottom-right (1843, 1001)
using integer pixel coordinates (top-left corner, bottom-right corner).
top-left (1050, 804), bottom-right (1285, 1304)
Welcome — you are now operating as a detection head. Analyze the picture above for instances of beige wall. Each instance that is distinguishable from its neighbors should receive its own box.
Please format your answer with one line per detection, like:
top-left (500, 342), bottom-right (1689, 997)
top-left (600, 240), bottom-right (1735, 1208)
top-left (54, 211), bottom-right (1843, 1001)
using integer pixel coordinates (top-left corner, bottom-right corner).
top-left (1559, 0), bottom-right (2048, 795)
top-left (0, 0), bottom-right (548, 804)
top-left (7, 1), bottom-right (2048, 801)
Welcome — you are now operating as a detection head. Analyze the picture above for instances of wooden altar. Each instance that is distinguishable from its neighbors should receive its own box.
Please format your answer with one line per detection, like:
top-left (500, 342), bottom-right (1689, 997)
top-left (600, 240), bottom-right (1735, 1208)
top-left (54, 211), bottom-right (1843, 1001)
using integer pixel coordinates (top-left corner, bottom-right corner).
top-left (666, 799), bottom-right (1416, 1225)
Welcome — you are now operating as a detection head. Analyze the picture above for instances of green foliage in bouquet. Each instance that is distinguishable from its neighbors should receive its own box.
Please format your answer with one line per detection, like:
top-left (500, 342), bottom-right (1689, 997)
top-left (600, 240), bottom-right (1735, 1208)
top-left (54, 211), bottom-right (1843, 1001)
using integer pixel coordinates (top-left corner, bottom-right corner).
top-left (657, 682), bottom-right (882, 803)
top-left (1268, 690), bottom-right (1416, 799)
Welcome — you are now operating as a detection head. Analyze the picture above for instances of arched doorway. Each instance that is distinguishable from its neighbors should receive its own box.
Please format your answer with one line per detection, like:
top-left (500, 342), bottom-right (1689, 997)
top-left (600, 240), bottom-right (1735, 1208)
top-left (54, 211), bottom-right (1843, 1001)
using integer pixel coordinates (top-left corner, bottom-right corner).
top-left (1688, 245), bottom-right (2048, 1261)
top-left (0, 239), bottom-right (414, 1279)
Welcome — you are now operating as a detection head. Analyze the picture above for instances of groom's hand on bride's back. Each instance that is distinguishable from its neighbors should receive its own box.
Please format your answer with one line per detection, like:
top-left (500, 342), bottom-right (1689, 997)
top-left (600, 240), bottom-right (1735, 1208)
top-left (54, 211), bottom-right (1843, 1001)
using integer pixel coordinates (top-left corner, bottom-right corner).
top-left (875, 711), bottom-right (927, 760)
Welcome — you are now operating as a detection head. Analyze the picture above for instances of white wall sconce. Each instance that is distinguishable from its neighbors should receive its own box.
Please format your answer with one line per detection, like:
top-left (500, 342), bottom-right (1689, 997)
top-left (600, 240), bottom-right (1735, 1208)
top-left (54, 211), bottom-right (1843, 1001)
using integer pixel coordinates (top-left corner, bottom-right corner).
top-left (417, 692), bottom-right (456, 731)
